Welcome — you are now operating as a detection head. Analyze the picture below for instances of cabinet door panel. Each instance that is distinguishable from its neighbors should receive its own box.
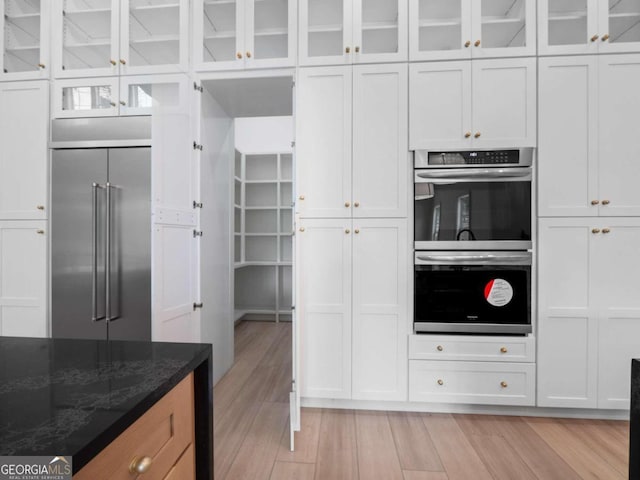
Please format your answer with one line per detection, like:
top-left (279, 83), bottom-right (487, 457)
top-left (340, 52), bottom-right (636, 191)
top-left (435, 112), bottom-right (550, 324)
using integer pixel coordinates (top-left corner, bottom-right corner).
top-left (538, 57), bottom-right (598, 217)
top-left (471, 57), bottom-right (536, 148)
top-left (353, 64), bottom-right (407, 218)
top-left (472, 0), bottom-right (536, 58)
top-left (598, 0), bottom-right (640, 53)
top-left (244, 0), bottom-right (296, 68)
top-left (598, 55), bottom-right (640, 216)
top-left (296, 67), bottom-right (352, 218)
top-left (354, 0), bottom-right (407, 63)
top-left (0, 221), bottom-right (47, 338)
top-left (53, 77), bottom-right (120, 118)
top-left (352, 219), bottom-right (408, 401)
top-left (194, 0), bottom-right (245, 71)
top-left (537, 219), bottom-right (597, 408)
top-left (298, 219), bottom-right (351, 399)
top-left (0, 81), bottom-right (48, 220)
top-left (299, 0), bottom-right (352, 66)
top-left (538, 0), bottom-right (599, 55)
top-left (409, 61), bottom-right (472, 150)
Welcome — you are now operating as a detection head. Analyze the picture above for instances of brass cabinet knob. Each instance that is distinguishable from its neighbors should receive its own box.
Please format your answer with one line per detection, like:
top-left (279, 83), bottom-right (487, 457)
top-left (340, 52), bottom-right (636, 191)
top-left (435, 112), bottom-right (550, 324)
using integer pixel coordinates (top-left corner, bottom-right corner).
top-left (299, 227), bottom-right (305, 232)
top-left (436, 345), bottom-right (443, 351)
top-left (602, 199), bottom-right (610, 205)
top-left (246, 51), bottom-right (252, 58)
top-left (592, 228), bottom-right (601, 234)
top-left (109, 59), bottom-right (117, 66)
top-left (36, 229), bottom-right (45, 235)
top-left (437, 379), bottom-right (444, 386)
top-left (355, 46), bottom-right (360, 53)
top-left (120, 101), bottom-right (126, 106)
top-left (500, 347), bottom-right (508, 353)
top-left (602, 228), bottom-right (611, 234)
top-left (464, 132), bottom-right (471, 138)
top-left (474, 39), bottom-right (481, 47)
top-left (129, 456), bottom-right (153, 474)
top-left (120, 59), bottom-right (126, 65)
top-left (37, 63), bottom-right (45, 69)
top-left (345, 46), bottom-right (351, 54)
top-left (591, 200), bottom-right (600, 205)
top-left (474, 132), bottom-right (481, 138)
top-left (591, 34), bottom-right (600, 42)
top-left (110, 101), bottom-right (116, 107)
top-left (602, 34), bottom-right (610, 41)
top-left (299, 195), bottom-right (305, 201)
top-left (345, 229), bottom-right (350, 234)
top-left (500, 381), bottom-right (508, 388)
top-left (354, 229), bottom-right (360, 234)
top-left (36, 205), bottom-right (45, 210)
top-left (237, 52), bottom-right (243, 59)
top-left (464, 40), bottom-right (471, 48)
top-left (345, 201), bottom-right (350, 208)
top-left (354, 202), bottom-right (360, 208)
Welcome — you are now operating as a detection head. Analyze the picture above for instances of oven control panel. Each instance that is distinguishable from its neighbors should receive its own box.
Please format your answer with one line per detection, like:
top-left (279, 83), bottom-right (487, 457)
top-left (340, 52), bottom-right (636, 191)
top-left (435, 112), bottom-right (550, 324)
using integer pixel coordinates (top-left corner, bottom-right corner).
top-left (414, 148), bottom-right (533, 168)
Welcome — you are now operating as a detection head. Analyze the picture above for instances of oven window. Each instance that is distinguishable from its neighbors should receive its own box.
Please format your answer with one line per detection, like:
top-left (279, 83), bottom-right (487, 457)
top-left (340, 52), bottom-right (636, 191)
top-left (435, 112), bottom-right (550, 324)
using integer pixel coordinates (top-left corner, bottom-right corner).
top-left (415, 181), bottom-right (531, 242)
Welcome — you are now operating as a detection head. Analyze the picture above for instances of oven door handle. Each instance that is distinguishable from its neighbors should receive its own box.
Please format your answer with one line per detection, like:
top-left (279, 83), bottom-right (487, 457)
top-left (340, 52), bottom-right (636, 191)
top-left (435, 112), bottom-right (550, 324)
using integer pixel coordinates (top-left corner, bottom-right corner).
top-left (415, 168), bottom-right (532, 182)
top-left (415, 253), bottom-right (532, 265)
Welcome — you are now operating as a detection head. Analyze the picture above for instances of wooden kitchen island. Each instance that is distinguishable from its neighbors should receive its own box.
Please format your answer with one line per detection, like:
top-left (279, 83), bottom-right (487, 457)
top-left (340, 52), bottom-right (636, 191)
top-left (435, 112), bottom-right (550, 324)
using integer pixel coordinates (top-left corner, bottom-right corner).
top-left (0, 337), bottom-right (212, 479)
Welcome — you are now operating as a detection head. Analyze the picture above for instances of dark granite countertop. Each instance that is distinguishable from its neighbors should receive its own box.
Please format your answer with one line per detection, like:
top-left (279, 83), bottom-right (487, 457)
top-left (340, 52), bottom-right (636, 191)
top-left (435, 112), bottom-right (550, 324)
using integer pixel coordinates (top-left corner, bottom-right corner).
top-left (0, 336), bottom-right (212, 474)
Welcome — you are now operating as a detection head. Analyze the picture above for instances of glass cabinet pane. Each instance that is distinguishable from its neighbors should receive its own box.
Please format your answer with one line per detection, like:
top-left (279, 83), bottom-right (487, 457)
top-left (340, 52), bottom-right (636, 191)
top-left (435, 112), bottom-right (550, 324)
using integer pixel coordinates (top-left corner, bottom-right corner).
top-left (3, 0), bottom-right (41, 73)
top-left (361, 0), bottom-right (399, 54)
top-left (547, 0), bottom-right (588, 46)
top-left (202, 0), bottom-right (238, 63)
top-left (480, 0), bottom-right (527, 49)
top-left (127, 0), bottom-right (180, 67)
top-left (127, 82), bottom-right (179, 108)
top-left (418, 0), bottom-right (463, 53)
top-left (307, 0), bottom-right (344, 57)
top-left (606, 0), bottom-right (640, 45)
top-left (62, 85), bottom-right (114, 111)
top-left (62, 0), bottom-right (112, 71)
top-left (253, 0), bottom-right (289, 60)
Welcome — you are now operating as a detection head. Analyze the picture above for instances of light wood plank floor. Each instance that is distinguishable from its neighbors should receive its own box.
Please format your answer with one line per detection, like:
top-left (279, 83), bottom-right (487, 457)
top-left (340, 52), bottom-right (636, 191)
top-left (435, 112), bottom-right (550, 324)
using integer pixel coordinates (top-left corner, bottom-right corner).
top-left (214, 321), bottom-right (630, 480)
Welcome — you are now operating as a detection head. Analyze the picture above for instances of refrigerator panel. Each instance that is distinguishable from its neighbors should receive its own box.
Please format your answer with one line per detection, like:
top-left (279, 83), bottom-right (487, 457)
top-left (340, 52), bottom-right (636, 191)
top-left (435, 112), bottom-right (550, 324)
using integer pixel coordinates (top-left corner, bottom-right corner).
top-left (106, 147), bottom-right (152, 341)
top-left (51, 149), bottom-right (108, 340)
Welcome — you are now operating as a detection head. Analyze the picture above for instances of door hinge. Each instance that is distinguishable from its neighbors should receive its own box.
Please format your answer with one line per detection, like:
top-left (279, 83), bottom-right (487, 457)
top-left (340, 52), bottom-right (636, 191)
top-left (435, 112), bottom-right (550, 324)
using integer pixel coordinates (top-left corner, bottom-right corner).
top-left (193, 82), bottom-right (203, 92)
top-left (291, 141), bottom-right (295, 148)
top-left (193, 141), bottom-right (203, 151)
top-left (193, 201), bottom-right (203, 209)
top-left (193, 302), bottom-right (204, 310)
top-left (193, 230), bottom-right (203, 238)
top-left (292, 80), bottom-right (296, 88)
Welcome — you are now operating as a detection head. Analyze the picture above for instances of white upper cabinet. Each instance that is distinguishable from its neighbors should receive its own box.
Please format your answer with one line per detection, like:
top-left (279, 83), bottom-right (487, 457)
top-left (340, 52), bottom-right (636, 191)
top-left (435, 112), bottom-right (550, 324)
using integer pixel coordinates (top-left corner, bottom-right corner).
top-left (410, 0), bottom-right (536, 61)
top-left (410, 57), bottom-right (536, 150)
top-left (193, 0), bottom-right (296, 71)
top-left (299, 0), bottom-right (407, 66)
top-left (1, 0), bottom-right (50, 80)
top-left (539, 0), bottom-right (640, 55)
top-left (53, 0), bottom-right (188, 78)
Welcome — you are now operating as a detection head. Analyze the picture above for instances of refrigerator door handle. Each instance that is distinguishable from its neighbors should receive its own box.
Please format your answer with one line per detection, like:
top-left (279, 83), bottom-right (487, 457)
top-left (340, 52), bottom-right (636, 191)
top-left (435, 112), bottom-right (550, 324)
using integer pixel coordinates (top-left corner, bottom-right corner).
top-left (92, 183), bottom-right (105, 322)
top-left (105, 182), bottom-right (112, 323)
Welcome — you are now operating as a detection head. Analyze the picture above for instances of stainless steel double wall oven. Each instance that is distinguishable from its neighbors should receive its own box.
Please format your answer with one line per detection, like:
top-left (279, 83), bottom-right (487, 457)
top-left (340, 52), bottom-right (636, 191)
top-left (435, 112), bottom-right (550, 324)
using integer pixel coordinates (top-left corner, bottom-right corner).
top-left (413, 148), bottom-right (533, 335)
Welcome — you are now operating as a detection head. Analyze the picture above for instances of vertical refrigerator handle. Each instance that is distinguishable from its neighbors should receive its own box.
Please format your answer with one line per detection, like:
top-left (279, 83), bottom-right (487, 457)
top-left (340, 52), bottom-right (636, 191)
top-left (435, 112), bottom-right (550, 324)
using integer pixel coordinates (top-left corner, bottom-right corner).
top-left (105, 182), bottom-right (111, 322)
top-left (92, 183), bottom-right (105, 322)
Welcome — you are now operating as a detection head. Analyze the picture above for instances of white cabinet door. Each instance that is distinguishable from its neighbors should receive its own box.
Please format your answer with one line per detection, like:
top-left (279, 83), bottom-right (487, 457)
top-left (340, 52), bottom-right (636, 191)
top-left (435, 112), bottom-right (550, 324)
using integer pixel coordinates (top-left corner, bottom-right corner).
top-left (194, 0), bottom-right (245, 71)
top-left (353, 64), bottom-right (408, 218)
top-left (296, 66), bottom-right (352, 218)
top-left (0, 81), bottom-right (48, 220)
top-left (409, 61), bottom-right (472, 150)
top-left (299, 0), bottom-right (352, 66)
top-left (119, 74), bottom-right (189, 116)
top-left (1, 0), bottom-right (50, 80)
top-left (538, 0), bottom-right (599, 56)
top-left (352, 0), bottom-right (407, 63)
top-left (352, 219), bottom-right (408, 401)
top-left (597, 0), bottom-right (640, 54)
top-left (538, 56), bottom-right (598, 217)
top-left (244, 0), bottom-right (296, 68)
top-left (537, 218), bottom-right (597, 408)
top-left (53, 77), bottom-right (120, 118)
top-left (298, 219), bottom-right (352, 399)
top-left (471, 57), bottom-right (536, 148)
top-left (598, 54), bottom-right (640, 217)
top-left (0, 221), bottom-right (47, 338)
top-left (596, 220), bottom-right (640, 409)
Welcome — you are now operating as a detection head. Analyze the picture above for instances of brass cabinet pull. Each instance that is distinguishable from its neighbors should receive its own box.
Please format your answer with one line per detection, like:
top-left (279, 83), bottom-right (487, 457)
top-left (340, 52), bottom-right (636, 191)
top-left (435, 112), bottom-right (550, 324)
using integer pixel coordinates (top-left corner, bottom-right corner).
top-left (129, 456), bottom-right (153, 474)
top-left (354, 229), bottom-right (360, 234)
top-left (299, 227), bottom-right (305, 232)
top-left (120, 101), bottom-right (126, 106)
top-left (602, 34), bottom-right (610, 41)
top-left (592, 228), bottom-right (601, 234)
top-left (474, 132), bottom-right (481, 138)
top-left (464, 132), bottom-right (471, 138)
top-left (500, 347), bottom-right (508, 353)
top-left (602, 228), bottom-right (611, 234)
top-left (36, 229), bottom-right (45, 235)
top-left (36, 205), bottom-right (45, 210)
top-left (120, 59), bottom-right (126, 65)
top-left (299, 195), bottom-right (305, 201)
top-left (38, 63), bottom-right (46, 69)
top-left (602, 199), bottom-right (610, 205)
top-left (109, 59), bottom-right (117, 66)
top-left (110, 101), bottom-right (116, 107)
top-left (345, 46), bottom-right (351, 54)
top-left (591, 34), bottom-right (600, 42)
top-left (591, 200), bottom-right (600, 205)
top-left (437, 379), bottom-right (444, 386)
top-left (355, 46), bottom-right (360, 53)
top-left (464, 40), bottom-right (471, 48)
top-left (474, 39), bottom-right (481, 47)
top-left (500, 381), bottom-right (508, 388)
top-left (246, 51), bottom-right (252, 58)
top-left (345, 229), bottom-right (350, 234)
top-left (354, 202), bottom-right (360, 208)
top-left (345, 201), bottom-right (350, 208)
top-left (237, 52), bottom-right (243, 59)
top-left (436, 345), bottom-right (443, 352)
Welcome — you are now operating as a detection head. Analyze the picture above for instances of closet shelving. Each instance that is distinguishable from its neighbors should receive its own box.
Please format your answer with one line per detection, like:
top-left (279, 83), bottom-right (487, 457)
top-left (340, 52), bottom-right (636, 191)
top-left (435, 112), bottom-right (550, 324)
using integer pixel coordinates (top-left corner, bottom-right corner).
top-left (234, 149), bottom-right (293, 322)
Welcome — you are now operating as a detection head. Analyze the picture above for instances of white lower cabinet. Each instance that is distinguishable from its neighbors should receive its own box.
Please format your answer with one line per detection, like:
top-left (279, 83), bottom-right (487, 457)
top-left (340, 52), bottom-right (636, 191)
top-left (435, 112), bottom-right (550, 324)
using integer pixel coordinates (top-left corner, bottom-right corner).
top-left (0, 221), bottom-right (47, 338)
top-left (298, 218), bottom-right (408, 401)
top-left (409, 335), bottom-right (535, 363)
top-left (538, 218), bottom-right (640, 409)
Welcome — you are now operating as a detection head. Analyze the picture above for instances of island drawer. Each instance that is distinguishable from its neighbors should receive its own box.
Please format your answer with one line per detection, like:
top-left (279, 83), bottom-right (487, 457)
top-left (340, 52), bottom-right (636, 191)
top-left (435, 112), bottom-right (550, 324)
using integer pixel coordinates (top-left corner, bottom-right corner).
top-left (409, 335), bottom-right (535, 362)
top-left (75, 373), bottom-right (195, 480)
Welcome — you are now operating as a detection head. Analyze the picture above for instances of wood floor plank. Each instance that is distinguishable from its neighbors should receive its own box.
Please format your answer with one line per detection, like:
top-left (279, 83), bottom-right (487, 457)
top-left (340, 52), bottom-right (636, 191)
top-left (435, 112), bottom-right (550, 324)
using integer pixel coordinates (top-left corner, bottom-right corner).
top-left (355, 411), bottom-right (404, 480)
top-left (526, 417), bottom-right (626, 480)
top-left (225, 401), bottom-right (290, 480)
top-left (403, 471), bottom-right (449, 480)
top-left (421, 414), bottom-right (493, 480)
top-left (388, 411), bottom-right (444, 472)
top-left (314, 409), bottom-right (359, 480)
top-left (277, 409), bottom-right (322, 464)
top-left (270, 462), bottom-right (315, 480)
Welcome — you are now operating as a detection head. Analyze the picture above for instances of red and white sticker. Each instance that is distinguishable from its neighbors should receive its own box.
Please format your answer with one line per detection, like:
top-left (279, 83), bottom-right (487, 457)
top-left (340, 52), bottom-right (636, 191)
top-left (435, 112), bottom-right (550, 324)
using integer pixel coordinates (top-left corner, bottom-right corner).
top-left (484, 278), bottom-right (513, 307)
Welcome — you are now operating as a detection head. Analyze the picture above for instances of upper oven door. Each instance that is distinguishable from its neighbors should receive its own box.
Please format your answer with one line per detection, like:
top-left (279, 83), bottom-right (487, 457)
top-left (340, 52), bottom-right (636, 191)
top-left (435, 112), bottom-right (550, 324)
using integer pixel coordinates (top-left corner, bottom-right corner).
top-left (414, 168), bottom-right (532, 250)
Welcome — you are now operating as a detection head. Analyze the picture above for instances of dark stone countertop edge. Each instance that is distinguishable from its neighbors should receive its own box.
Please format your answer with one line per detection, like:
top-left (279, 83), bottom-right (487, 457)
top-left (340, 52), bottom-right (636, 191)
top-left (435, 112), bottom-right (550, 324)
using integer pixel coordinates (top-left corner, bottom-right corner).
top-left (71, 345), bottom-right (212, 474)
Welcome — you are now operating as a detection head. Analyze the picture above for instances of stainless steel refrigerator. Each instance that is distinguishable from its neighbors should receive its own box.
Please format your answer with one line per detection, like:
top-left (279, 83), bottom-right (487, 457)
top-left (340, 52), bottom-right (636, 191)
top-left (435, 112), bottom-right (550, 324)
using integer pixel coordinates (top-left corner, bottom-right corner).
top-left (51, 117), bottom-right (152, 341)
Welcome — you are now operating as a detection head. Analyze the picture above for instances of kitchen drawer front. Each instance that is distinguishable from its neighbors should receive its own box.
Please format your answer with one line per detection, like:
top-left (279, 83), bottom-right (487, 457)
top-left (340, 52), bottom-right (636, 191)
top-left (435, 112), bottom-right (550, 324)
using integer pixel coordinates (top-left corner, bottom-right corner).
top-left (75, 373), bottom-right (195, 480)
top-left (409, 360), bottom-right (536, 406)
top-left (163, 443), bottom-right (195, 480)
top-left (409, 335), bottom-right (535, 362)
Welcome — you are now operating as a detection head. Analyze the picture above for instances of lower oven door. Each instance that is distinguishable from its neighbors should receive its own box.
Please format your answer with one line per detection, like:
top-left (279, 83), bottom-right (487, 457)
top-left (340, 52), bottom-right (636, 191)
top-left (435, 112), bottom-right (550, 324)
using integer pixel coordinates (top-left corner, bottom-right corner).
top-left (414, 251), bottom-right (532, 335)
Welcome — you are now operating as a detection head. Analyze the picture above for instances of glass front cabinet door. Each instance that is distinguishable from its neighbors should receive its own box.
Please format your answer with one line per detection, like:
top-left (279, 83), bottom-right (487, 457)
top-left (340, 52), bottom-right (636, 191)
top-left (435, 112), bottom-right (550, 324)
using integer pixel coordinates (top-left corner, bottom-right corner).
top-left (194, 0), bottom-right (296, 71)
top-left (53, 0), bottom-right (188, 78)
top-left (410, 0), bottom-right (535, 61)
top-left (1, 0), bottom-right (50, 79)
top-left (299, 0), bottom-right (407, 66)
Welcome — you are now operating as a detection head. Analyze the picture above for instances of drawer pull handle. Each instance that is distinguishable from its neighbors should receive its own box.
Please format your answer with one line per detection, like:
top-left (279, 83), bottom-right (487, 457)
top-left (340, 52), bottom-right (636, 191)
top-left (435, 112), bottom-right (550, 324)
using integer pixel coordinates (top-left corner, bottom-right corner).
top-left (436, 345), bottom-right (443, 352)
top-left (129, 456), bottom-right (153, 474)
top-left (437, 379), bottom-right (444, 386)
top-left (500, 381), bottom-right (508, 388)
top-left (37, 205), bottom-right (45, 210)
top-left (500, 347), bottom-right (508, 354)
